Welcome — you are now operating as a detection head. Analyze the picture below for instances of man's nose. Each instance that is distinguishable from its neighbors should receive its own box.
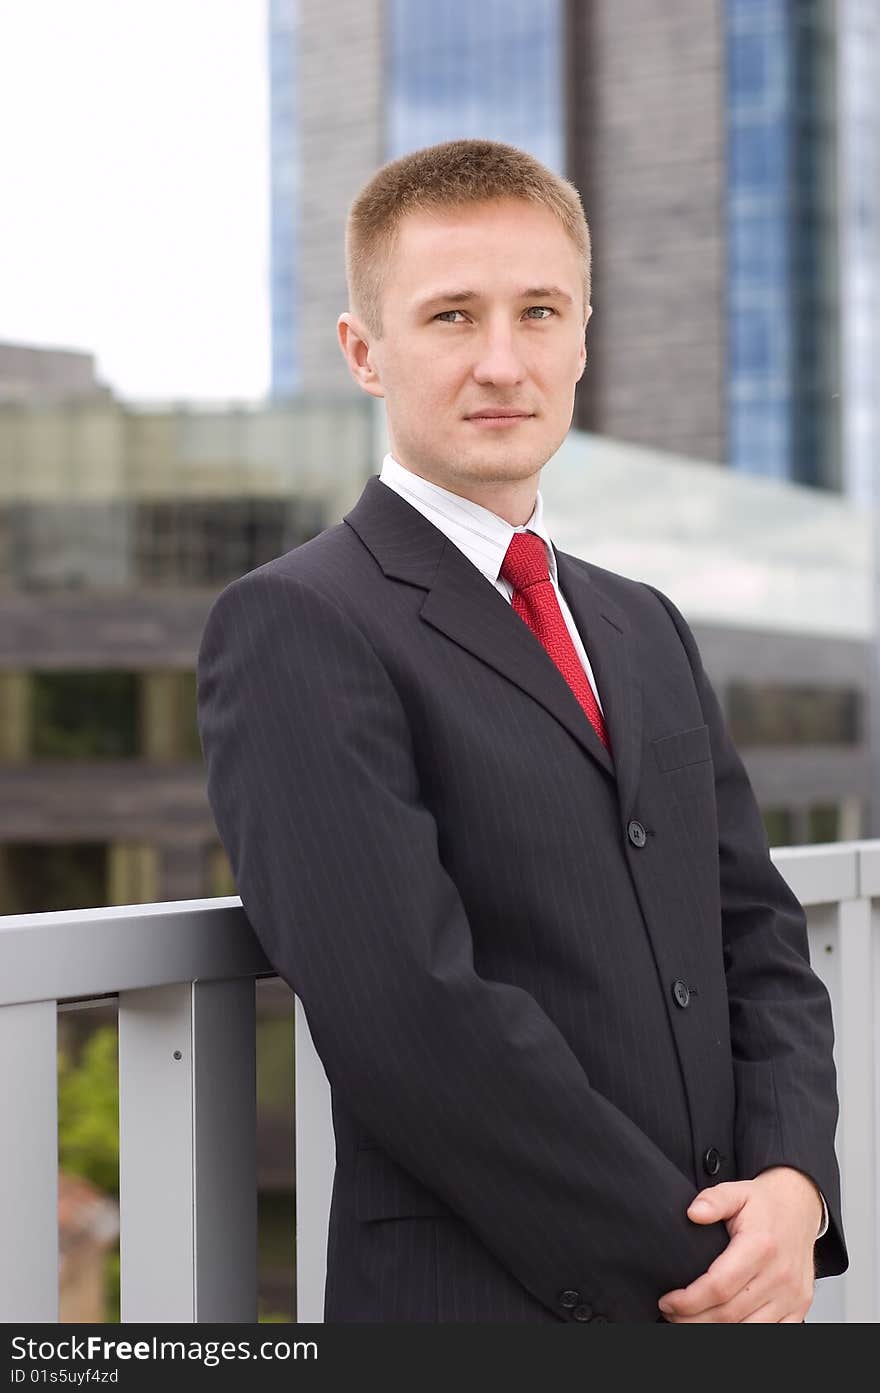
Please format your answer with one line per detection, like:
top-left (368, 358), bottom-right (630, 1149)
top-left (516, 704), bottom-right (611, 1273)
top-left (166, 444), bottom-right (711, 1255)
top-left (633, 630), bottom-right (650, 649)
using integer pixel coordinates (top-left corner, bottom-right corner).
top-left (471, 326), bottom-right (527, 384)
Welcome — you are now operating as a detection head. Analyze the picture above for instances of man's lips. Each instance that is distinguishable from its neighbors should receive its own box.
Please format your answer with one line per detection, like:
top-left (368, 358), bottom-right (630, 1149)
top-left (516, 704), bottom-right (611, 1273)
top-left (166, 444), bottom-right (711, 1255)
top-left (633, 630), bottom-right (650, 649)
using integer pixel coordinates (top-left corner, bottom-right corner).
top-left (465, 412), bottom-right (534, 427)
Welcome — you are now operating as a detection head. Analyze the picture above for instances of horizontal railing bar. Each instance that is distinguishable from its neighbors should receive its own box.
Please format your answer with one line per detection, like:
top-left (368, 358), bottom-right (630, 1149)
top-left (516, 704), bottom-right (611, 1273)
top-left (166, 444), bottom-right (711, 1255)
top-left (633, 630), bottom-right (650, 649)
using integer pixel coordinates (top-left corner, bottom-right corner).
top-left (0, 895), bottom-right (246, 930)
top-left (771, 842), bottom-right (859, 906)
top-left (56, 973), bottom-right (281, 1014)
top-left (0, 896), bottom-right (272, 1008)
top-left (854, 840), bottom-right (880, 897)
top-left (1, 845), bottom-right (878, 1009)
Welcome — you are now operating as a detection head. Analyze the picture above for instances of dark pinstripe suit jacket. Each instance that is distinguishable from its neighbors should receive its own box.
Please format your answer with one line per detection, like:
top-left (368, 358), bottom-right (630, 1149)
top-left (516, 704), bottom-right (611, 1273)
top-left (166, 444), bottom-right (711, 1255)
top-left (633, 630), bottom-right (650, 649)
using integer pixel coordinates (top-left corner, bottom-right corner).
top-left (196, 472), bottom-right (848, 1323)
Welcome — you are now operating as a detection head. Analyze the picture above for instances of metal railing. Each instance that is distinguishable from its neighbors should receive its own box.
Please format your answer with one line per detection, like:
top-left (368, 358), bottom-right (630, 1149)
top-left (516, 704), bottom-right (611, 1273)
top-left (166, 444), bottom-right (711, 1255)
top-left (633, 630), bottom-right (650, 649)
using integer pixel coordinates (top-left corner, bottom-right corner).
top-left (0, 840), bottom-right (877, 1323)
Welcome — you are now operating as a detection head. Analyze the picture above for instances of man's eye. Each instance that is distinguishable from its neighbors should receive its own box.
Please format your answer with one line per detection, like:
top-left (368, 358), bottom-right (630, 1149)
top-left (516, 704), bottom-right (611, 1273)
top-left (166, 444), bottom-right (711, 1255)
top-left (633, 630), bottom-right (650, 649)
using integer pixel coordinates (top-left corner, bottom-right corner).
top-left (433, 306), bottom-right (555, 322)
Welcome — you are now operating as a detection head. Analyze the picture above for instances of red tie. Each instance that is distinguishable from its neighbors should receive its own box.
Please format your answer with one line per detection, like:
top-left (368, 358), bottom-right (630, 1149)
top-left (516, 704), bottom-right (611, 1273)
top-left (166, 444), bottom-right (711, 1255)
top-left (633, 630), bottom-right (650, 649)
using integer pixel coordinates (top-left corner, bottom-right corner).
top-left (500, 531), bottom-right (611, 752)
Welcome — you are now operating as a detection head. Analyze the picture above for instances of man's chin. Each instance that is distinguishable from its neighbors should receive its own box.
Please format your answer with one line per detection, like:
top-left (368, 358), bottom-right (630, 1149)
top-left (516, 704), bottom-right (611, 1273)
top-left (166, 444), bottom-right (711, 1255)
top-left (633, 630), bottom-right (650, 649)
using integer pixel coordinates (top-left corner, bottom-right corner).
top-left (459, 452), bottom-right (547, 483)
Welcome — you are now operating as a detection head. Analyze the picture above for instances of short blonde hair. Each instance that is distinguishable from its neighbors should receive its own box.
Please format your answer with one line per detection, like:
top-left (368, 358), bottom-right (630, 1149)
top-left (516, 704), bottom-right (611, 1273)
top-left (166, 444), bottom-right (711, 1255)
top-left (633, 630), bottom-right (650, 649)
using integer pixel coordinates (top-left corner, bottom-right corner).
top-left (344, 138), bottom-right (591, 340)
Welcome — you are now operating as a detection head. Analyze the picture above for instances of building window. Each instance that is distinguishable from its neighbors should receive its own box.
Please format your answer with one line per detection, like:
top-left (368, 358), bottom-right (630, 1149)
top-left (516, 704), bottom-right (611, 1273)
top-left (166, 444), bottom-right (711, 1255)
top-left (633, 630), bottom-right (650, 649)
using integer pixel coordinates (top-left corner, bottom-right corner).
top-left (208, 841), bottom-right (237, 897)
top-left (24, 671), bottom-right (203, 762)
top-left (32, 673), bottom-right (138, 759)
top-left (0, 843), bottom-right (107, 915)
top-left (727, 683), bottom-right (861, 746)
top-left (1, 498), bottom-right (326, 592)
top-left (807, 804), bottom-right (840, 844)
top-left (762, 807), bottom-right (794, 847)
top-left (7, 502), bottom-right (131, 590)
top-left (133, 498), bottom-right (322, 587)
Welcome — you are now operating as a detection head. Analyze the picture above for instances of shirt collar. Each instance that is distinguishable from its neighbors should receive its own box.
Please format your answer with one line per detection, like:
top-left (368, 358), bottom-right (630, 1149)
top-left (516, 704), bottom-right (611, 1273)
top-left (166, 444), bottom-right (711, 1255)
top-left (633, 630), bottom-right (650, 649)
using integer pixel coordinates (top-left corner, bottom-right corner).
top-left (379, 452), bottom-right (558, 587)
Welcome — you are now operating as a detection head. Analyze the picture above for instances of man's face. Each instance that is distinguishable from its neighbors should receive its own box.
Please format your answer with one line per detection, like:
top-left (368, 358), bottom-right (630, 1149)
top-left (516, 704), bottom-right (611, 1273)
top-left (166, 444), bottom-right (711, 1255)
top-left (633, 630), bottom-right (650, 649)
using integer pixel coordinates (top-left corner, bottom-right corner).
top-left (339, 197), bottom-right (589, 496)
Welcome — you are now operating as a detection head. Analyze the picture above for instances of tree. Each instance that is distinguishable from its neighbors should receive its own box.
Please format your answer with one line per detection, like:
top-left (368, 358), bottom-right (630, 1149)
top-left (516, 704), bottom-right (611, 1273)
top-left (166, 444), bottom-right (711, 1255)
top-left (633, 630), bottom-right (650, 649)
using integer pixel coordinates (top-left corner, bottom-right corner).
top-left (58, 1024), bottom-right (119, 1195)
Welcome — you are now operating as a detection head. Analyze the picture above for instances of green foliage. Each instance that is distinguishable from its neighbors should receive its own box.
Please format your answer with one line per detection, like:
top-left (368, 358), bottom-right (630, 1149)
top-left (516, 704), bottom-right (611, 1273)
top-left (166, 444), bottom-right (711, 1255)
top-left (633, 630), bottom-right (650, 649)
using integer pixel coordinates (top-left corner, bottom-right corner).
top-left (256, 1015), bottom-right (294, 1114)
top-left (57, 1025), bottom-right (119, 1196)
top-left (104, 1247), bottom-right (120, 1323)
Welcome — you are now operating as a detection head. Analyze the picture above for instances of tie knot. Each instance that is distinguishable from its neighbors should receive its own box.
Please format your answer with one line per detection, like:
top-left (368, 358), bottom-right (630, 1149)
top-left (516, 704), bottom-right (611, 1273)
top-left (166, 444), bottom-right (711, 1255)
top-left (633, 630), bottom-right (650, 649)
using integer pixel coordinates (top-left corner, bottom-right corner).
top-left (500, 530), bottom-right (550, 591)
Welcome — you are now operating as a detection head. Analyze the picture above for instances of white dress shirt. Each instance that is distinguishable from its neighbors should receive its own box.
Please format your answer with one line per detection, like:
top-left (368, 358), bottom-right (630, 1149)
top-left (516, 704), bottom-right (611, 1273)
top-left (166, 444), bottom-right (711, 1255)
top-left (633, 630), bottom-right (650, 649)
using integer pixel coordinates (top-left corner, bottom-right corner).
top-left (377, 450), bottom-right (829, 1244)
top-left (378, 451), bottom-right (604, 717)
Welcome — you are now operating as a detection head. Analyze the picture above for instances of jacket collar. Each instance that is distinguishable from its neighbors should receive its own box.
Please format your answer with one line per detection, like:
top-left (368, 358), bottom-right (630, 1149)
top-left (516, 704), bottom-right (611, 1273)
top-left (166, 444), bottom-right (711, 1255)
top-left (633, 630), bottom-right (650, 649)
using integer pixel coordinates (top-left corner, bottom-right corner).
top-left (344, 474), bottom-right (642, 817)
top-left (377, 451), bottom-right (560, 589)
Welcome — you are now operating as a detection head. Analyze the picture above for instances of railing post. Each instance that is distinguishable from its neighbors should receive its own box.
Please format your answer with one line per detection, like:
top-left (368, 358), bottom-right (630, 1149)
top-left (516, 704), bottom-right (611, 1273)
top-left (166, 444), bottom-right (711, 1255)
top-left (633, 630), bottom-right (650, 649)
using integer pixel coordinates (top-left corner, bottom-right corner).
top-left (781, 842), bottom-right (877, 1323)
top-left (0, 1001), bottom-right (58, 1320)
top-left (118, 978), bottom-right (257, 1321)
top-left (294, 996), bottom-right (334, 1322)
top-left (835, 888), bottom-right (877, 1322)
top-left (852, 842), bottom-right (880, 1323)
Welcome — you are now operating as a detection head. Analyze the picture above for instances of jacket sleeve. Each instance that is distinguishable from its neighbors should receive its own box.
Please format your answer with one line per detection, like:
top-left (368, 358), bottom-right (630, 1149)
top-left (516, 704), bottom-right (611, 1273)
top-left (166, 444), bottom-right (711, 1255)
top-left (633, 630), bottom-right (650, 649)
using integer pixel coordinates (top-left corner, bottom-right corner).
top-left (643, 583), bottom-right (849, 1281)
top-left (196, 567), bottom-right (732, 1323)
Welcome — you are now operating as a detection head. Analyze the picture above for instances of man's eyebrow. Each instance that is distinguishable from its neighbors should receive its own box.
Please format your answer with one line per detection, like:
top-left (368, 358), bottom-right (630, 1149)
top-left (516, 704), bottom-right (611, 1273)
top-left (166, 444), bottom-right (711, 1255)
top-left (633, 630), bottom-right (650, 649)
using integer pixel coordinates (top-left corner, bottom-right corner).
top-left (414, 286), bottom-right (574, 312)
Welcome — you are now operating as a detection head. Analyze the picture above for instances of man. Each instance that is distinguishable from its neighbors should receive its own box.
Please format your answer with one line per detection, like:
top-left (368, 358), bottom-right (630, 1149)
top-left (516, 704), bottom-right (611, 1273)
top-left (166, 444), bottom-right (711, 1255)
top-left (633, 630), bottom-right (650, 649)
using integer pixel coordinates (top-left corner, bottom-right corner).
top-left (197, 138), bottom-right (848, 1323)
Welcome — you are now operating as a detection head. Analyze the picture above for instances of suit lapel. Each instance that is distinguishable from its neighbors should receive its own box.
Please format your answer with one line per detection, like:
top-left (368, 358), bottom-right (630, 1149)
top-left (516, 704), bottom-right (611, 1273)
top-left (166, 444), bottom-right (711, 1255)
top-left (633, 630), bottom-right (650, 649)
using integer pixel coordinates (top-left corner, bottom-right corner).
top-left (554, 547), bottom-right (643, 821)
top-left (344, 475), bottom-right (642, 807)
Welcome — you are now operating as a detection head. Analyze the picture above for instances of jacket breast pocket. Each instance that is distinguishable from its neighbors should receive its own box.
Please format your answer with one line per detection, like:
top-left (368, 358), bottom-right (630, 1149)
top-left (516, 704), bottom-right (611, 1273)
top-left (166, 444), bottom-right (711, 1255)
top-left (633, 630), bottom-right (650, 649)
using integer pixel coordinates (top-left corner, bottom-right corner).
top-left (651, 722), bottom-right (712, 773)
top-left (354, 1145), bottom-right (456, 1222)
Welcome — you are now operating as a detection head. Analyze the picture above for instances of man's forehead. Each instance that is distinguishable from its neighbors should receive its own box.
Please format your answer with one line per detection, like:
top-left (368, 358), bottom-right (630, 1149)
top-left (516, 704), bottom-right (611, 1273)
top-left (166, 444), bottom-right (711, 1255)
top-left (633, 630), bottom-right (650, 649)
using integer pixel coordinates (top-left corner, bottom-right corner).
top-left (388, 202), bottom-right (580, 304)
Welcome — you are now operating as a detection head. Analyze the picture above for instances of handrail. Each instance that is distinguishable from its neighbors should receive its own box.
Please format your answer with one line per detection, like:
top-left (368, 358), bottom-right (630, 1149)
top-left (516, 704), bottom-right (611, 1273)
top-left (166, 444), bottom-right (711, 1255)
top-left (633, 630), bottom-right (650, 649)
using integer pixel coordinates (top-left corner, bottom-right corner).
top-left (0, 841), bottom-right (876, 1323)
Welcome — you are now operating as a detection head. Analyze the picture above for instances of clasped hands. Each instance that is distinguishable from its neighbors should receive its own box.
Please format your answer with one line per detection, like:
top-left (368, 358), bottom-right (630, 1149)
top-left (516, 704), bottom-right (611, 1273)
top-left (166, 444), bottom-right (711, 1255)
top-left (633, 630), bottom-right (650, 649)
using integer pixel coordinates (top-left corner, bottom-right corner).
top-left (657, 1165), bottom-right (823, 1323)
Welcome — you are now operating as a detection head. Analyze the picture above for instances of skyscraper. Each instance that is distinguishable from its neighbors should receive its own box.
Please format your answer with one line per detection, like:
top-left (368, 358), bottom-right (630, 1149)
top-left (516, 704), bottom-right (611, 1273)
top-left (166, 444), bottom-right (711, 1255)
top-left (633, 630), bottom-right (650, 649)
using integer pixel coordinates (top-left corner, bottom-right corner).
top-left (837, 0), bottom-right (880, 506)
top-left (724, 0), bottom-right (840, 487)
top-left (268, 0), bottom-right (301, 396)
top-left (269, 0), bottom-right (871, 493)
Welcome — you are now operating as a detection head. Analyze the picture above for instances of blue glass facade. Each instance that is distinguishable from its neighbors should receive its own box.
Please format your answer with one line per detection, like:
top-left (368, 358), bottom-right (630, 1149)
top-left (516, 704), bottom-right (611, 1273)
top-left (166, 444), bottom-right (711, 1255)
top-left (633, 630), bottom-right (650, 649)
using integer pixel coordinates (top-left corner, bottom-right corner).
top-left (726, 0), bottom-right (792, 479)
top-left (385, 0), bottom-right (564, 172)
top-left (726, 0), bottom-right (839, 487)
top-left (268, 0), bottom-right (846, 487)
top-left (269, 0), bottom-right (300, 396)
top-left (838, 0), bottom-right (880, 505)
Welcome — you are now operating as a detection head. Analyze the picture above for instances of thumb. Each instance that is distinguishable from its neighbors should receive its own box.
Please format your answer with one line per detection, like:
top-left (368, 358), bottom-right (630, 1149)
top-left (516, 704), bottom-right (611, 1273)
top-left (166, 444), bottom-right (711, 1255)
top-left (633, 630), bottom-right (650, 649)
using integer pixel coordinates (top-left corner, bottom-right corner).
top-left (687, 1182), bottom-right (747, 1224)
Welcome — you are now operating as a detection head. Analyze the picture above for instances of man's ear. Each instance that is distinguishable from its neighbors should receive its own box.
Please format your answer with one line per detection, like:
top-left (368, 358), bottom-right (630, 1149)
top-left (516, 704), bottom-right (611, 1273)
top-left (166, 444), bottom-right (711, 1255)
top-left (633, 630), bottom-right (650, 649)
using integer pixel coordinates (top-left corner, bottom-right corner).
top-left (337, 313), bottom-right (385, 400)
top-left (576, 303), bottom-right (592, 380)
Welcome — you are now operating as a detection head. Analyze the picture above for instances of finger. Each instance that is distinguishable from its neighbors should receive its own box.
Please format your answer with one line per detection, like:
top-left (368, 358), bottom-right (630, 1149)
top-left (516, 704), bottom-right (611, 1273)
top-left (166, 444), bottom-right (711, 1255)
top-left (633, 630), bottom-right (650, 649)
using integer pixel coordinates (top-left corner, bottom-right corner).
top-left (659, 1232), bottom-right (764, 1315)
top-left (687, 1181), bottom-right (750, 1225)
top-left (659, 1240), bottom-right (764, 1318)
top-left (663, 1278), bottom-right (773, 1324)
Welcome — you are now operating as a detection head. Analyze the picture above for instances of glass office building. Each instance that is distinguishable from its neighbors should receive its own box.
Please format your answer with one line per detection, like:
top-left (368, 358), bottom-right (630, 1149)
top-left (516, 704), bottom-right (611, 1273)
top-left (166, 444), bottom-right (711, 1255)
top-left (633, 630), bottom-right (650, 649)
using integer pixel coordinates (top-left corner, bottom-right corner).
top-left (268, 0), bottom-right (565, 396)
top-left (838, 0), bottom-right (880, 506)
top-left (726, 0), bottom-right (840, 487)
top-left (270, 0), bottom-right (863, 493)
top-left (385, 0), bottom-right (564, 171)
top-left (268, 0), bottom-right (300, 396)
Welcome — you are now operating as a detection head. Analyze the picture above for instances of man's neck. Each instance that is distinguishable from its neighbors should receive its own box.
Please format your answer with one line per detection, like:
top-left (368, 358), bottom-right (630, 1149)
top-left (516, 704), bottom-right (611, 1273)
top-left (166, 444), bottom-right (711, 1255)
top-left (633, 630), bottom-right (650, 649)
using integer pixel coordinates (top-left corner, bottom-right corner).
top-left (389, 456), bottom-right (539, 528)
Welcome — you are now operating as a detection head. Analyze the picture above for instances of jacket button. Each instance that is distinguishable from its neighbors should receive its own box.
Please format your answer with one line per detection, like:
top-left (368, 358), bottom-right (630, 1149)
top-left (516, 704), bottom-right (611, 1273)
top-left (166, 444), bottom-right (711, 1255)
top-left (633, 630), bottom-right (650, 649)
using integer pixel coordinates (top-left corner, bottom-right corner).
top-left (627, 819), bottom-right (647, 848)
top-left (703, 1146), bottom-right (721, 1176)
top-left (572, 1303), bottom-right (594, 1321)
top-left (671, 979), bottom-right (690, 1009)
top-left (558, 1289), bottom-right (581, 1308)
top-left (591, 1313), bottom-right (609, 1323)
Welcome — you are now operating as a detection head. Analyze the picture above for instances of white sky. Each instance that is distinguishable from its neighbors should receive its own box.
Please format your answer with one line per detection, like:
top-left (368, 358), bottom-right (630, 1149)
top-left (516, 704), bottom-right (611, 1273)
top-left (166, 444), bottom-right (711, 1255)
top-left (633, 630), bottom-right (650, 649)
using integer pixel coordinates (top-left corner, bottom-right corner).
top-left (0, 0), bottom-right (269, 401)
